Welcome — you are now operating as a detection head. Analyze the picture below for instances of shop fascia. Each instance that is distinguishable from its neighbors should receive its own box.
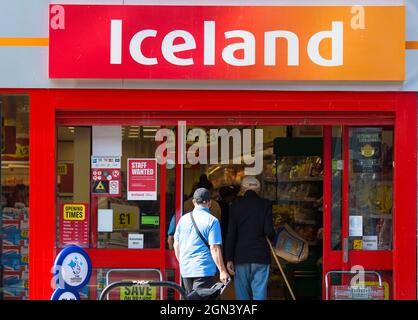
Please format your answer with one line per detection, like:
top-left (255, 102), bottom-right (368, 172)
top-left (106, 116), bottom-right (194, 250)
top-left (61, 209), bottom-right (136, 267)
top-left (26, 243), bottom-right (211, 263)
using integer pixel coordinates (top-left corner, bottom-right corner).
top-left (154, 122), bottom-right (264, 176)
top-left (110, 20), bottom-right (343, 67)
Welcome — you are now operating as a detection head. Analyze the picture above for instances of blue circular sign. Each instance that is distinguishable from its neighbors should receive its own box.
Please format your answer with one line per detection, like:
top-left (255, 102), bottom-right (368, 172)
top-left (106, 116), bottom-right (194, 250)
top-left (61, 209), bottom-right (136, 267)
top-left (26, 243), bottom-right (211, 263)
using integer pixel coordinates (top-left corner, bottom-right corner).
top-left (51, 288), bottom-right (80, 300)
top-left (53, 245), bottom-right (92, 290)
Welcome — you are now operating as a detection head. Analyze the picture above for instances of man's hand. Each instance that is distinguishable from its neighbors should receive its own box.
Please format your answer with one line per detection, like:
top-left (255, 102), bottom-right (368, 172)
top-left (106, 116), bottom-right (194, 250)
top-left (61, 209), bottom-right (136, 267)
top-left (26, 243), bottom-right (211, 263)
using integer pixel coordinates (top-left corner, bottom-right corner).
top-left (167, 235), bottom-right (174, 250)
top-left (220, 270), bottom-right (230, 284)
top-left (227, 261), bottom-right (235, 275)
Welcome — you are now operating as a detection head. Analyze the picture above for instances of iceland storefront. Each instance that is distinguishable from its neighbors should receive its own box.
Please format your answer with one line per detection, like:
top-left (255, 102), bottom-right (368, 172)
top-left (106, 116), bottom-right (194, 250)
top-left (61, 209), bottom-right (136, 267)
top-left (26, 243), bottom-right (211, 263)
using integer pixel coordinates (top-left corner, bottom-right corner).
top-left (1, 0), bottom-right (418, 300)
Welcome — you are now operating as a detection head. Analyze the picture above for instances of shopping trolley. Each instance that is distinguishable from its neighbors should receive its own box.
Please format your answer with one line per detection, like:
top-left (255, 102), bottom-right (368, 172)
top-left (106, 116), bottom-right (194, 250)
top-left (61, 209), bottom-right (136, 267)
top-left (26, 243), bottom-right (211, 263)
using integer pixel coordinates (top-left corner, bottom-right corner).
top-left (99, 279), bottom-right (230, 301)
top-left (99, 280), bottom-right (188, 300)
top-left (324, 270), bottom-right (385, 300)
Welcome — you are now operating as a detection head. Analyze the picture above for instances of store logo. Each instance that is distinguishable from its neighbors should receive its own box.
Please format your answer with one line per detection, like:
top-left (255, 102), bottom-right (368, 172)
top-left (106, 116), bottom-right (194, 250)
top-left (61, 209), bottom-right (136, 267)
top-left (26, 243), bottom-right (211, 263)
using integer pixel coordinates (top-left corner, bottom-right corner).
top-left (110, 20), bottom-right (343, 67)
top-left (155, 121), bottom-right (263, 175)
top-left (49, 5), bottom-right (405, 80)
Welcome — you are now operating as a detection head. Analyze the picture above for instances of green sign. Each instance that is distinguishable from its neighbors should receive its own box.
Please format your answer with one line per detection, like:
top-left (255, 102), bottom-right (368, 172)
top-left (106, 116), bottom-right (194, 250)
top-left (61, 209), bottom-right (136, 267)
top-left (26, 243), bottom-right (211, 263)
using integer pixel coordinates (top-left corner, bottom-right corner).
top-left (141, 215), bottom-right (160, 226)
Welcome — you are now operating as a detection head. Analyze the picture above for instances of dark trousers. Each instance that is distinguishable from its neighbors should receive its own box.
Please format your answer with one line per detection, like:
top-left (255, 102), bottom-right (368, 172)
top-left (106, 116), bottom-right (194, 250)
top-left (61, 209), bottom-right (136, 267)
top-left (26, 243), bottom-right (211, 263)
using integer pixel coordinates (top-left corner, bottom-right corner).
top-left (182, 276), bottom-right (216, 294)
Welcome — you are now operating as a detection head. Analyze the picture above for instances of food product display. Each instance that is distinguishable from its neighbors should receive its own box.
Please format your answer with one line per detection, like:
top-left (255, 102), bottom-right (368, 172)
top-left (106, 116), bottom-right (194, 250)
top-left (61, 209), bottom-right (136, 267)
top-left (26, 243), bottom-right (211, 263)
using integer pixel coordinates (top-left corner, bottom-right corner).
top-left (0, 206), bottom-right (29, 300)
top-left (207, 165), bottom-right (245, 190)
top-left (276, 156), bottom-right (323, 180)
top-left (265, 156), bottom-right (323, 244)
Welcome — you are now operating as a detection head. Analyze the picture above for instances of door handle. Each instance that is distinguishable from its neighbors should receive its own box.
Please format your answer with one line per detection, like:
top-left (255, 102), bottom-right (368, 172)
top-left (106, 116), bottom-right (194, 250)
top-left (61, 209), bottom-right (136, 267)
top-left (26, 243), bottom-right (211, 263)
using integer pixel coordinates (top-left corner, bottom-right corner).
top-left (343, 237), bottom-right (349, 263)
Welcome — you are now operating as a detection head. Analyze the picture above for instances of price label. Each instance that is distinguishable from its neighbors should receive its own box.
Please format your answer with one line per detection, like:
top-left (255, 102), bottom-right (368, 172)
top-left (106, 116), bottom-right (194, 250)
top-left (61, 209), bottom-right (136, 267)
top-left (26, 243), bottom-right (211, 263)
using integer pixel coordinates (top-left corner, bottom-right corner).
top-left (113, 212), bottom-right (136, 229)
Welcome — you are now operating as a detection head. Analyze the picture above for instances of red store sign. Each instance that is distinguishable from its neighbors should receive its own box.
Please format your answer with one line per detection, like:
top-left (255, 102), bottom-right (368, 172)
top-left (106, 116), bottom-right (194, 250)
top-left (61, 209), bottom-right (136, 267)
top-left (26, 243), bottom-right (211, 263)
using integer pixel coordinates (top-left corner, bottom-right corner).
top-left (48, 4), bottom-right (405, 80)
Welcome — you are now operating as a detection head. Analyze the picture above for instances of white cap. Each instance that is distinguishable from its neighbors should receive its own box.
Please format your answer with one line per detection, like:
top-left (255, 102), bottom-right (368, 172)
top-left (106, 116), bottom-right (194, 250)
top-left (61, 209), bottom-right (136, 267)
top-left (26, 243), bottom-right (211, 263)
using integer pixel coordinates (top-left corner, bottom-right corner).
top-left (241, 176), bottom-right (261, 192)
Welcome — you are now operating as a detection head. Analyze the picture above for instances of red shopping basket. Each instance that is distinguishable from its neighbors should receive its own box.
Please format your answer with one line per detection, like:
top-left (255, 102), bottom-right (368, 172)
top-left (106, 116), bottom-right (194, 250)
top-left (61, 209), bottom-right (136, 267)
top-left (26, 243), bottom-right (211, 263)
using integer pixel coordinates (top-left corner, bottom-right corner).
top-left (325, 270), bottom-right (385, 300)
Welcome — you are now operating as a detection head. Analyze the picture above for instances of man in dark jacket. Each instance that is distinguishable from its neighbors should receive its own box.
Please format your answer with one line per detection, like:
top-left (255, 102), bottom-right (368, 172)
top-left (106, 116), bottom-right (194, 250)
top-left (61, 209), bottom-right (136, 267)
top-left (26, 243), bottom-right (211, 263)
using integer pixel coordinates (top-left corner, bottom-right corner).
top-left (225, 176), bottom-right (275, 300)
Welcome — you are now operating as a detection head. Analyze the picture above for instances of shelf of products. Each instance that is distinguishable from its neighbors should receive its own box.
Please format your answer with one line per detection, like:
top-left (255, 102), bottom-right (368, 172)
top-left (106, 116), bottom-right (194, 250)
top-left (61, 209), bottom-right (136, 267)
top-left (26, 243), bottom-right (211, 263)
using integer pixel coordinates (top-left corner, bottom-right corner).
top-left (265, 155), bottom-right (323, 245)
top-left (268, 155), bottom-right (323, 299)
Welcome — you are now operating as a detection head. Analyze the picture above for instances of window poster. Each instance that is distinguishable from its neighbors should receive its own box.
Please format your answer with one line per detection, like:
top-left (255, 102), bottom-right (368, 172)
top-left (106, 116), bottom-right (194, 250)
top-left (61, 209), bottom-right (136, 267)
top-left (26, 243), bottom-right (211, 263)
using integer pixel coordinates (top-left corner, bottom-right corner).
top-left (127, 158), bottom-right (157, 201)
top-left (351, 128), bottom-right (382, 173)
top-left (59, 203), bottom-right (89, 247)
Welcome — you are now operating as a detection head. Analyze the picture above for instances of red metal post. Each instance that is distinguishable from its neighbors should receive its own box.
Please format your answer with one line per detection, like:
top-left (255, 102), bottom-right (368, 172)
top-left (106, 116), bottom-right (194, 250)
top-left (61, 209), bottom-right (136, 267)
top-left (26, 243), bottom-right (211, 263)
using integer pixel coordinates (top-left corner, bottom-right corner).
top-left (393, 93), bottom-right (417, 299)
top-left (28, 90), bottom-right (56, 299)
top-left (159, 128), bottom-right (167, 297)
top-left (322, 126), bottom-right (332, 299)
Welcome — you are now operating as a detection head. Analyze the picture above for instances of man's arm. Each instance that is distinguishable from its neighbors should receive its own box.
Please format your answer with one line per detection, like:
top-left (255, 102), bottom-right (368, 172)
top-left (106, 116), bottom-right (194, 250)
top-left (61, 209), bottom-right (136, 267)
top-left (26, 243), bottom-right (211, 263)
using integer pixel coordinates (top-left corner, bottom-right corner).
top-left (210, 244), bottom-right (230, 284)
top-left (225, 206), bottom-right (237, 274)
top-left (173, 240), bottom-right (180, 262)
top-left (225, 206), bottom-right (237, 262)
top-left (264, 202), bottom-right (276, 241)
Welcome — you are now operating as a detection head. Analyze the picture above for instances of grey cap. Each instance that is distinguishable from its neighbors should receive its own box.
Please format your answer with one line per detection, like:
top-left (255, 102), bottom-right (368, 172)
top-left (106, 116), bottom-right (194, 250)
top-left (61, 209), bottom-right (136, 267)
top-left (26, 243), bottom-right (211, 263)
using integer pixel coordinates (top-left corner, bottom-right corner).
top-left (193, 188), bottom-right (211, 204)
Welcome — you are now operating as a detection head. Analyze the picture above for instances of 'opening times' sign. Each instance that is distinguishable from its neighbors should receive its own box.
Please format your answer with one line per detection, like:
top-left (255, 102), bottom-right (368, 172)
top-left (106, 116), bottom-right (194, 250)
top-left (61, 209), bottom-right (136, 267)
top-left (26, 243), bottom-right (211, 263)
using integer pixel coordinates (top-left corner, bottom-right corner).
top-left (59, 204), bottom-right (89, 247)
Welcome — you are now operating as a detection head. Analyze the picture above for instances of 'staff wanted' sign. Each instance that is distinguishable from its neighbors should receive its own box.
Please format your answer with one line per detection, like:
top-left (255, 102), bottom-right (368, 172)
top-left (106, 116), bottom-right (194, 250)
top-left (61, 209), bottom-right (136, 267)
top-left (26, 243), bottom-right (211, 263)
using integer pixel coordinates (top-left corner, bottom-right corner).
top-left (127, 159), bottom-right (157, 201)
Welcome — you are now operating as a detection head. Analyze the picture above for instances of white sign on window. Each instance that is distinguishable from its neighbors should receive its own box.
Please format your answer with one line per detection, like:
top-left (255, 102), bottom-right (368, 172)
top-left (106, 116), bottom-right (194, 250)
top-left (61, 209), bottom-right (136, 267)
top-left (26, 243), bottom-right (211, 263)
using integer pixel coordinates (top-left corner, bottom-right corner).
top-left (349, 216), bottom-right (363, 237)
top-left (363, 236), bottom-right (378, 251)
top-left (98, 209), bottom-right (113, 232)
top-left (128, 234), bottom-right (144, 249)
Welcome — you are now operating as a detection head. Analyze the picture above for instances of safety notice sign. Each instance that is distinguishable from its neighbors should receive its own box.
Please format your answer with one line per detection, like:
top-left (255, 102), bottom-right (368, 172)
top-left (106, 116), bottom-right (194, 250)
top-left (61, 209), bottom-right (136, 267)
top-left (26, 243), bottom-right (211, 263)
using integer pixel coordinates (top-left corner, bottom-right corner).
top-left (127, 158), bottom-right (157, 201)
top-left (59, 203), bottom-right (89, 247)
top-left (91, 156), bottom-right (121, 197)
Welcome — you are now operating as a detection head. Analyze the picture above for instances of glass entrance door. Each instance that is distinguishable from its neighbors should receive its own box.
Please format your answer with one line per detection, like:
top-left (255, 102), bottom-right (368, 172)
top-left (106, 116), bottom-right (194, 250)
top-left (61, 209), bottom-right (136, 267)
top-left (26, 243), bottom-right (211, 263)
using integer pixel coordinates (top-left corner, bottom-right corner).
top-left (56, 125), bottom-right (179, 299)
top-left (323, 126), bottom-right (394, 300)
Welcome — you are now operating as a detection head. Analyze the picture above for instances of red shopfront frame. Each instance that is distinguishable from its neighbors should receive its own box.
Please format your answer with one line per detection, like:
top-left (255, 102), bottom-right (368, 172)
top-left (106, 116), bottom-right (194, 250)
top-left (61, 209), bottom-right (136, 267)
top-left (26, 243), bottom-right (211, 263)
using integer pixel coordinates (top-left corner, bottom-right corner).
top-left (1, 89), bottom-right (416, 300)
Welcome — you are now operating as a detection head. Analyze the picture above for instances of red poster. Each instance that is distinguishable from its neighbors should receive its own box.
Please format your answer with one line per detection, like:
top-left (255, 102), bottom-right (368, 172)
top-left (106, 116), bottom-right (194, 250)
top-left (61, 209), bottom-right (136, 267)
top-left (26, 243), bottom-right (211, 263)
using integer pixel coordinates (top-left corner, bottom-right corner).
top-left (127, 159), bottom-right (157, 201)
top-left (59, 203), bottom-right (89, 247)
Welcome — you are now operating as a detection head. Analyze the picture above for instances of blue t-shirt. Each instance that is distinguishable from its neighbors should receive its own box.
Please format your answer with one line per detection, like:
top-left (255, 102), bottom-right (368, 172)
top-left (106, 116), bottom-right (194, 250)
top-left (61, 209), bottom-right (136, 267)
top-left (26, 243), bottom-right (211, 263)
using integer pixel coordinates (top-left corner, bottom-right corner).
top-left (167, 215), bottom-right (176, 236)
top-left (174, 207), bottom-right (222, 278)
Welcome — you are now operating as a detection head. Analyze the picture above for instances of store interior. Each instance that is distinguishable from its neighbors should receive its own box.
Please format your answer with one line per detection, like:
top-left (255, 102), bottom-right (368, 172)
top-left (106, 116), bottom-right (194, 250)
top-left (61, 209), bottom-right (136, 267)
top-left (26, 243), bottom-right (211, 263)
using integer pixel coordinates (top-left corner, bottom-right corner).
top-left (55, 124), bottom-right (326, 300)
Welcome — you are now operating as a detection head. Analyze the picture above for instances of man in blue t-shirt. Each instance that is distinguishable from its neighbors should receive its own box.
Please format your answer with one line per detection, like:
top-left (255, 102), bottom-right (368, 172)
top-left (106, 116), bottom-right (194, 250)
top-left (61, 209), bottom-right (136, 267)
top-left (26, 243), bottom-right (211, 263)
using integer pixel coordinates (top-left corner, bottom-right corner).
top-left (173, 188), bottom-right (230, 294)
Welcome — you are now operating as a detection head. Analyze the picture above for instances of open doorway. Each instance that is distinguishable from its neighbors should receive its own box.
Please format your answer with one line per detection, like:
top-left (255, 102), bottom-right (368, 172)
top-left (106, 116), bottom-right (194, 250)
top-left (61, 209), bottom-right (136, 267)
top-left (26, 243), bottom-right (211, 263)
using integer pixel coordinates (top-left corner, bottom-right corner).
top-left (181, 125), bottom-right (324, 300)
